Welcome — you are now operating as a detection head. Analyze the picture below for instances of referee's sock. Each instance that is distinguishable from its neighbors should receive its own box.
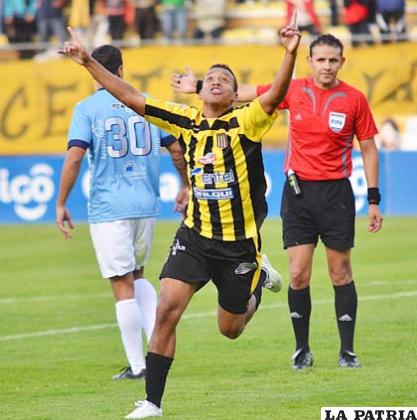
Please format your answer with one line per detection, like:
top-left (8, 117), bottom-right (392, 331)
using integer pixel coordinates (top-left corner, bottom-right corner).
top-left (288, 286), bottom-right (311, 351)
top-left (334, 281), bottom-right (357, 353)
top-left (145, 352), bottom-right (173, 408)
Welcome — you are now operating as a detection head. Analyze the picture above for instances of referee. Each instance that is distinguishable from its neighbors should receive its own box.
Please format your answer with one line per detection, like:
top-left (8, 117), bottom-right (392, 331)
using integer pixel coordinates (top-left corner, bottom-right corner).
top-left (255, 34), bottom-right (383, 370)
top-left (60, 18), bottom-right (301, 419)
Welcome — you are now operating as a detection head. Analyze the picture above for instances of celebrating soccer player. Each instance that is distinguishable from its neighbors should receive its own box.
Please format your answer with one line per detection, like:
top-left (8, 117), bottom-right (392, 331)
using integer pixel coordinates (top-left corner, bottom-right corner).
top-left (60, 17), bottom-right (300, 418)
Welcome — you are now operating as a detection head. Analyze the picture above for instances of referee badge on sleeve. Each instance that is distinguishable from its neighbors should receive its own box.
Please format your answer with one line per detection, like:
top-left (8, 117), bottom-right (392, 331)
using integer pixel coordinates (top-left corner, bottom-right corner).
top-left (329, 112), bottom-right (346, 133)
top-left (216, 133), bottom-right (229, 149)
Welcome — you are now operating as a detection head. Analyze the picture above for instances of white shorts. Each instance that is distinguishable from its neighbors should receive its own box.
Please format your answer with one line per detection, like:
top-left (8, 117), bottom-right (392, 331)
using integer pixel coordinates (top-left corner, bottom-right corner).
top-left (90, 218), bottom-right (156, 279)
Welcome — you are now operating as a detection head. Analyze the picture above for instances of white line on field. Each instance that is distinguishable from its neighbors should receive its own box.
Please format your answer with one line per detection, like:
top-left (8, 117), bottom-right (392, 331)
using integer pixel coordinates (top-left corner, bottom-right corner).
top-left (1, 290), bottom-right (417, 342)
top-left (0, 292), bottom-right (110, 305)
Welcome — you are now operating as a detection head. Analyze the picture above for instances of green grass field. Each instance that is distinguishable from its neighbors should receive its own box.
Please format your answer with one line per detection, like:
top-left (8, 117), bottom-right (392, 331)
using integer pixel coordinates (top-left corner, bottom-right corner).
top-left (1, 218), bottom-right (416, 419)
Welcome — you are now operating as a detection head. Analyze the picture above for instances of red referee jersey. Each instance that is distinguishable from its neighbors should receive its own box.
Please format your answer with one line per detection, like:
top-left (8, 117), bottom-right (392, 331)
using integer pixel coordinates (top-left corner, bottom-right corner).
top-left (257, 78), bottom-right (378, 180)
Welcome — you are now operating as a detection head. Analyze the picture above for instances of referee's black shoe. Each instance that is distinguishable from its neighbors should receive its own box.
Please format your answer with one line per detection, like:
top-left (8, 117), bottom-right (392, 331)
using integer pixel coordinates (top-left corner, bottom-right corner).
top-left (112, 366), bottom-right (146, 380)
top-left (292, 348), bottom-right (314, 370)
top-left (339, 351), bottom-right (361, 368)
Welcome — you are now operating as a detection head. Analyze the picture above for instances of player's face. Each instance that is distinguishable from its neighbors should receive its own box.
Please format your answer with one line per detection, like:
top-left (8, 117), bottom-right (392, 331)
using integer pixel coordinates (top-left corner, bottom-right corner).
top-left (308, 44), bottom-right (345, 89)
top-left (199, 68), bottom-right (237, 106)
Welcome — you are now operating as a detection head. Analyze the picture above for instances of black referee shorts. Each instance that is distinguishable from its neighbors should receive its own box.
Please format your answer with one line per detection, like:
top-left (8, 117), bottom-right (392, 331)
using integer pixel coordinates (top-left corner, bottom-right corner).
top-left (280, 178), bottom-right (355, 251)
top-left (160, 224), bottom-right (262, 314)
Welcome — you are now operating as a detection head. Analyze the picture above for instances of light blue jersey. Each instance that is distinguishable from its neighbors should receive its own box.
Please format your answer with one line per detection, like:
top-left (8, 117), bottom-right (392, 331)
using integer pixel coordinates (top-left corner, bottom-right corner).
top-left (68, 89), bottom-right (175, 223)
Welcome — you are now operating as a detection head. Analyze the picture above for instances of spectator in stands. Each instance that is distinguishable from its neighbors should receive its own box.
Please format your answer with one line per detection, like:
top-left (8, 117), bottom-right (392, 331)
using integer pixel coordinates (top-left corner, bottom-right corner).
top-left (36, 0), bottom-right (68, 44)
top-left (192, 0), bottom-right (226, 40)
top-left (285, 0), bottom-right (321, 36)
top-left (328, 0), bottom-right (339, 26)
top-left (89, 0), bottom-right (109, 46)
top-left (3, 0), bottom-right (37, 59)
top-left (376, 0), bottom-right (407, 42)
top-left (132, 0), bottom-right (159, 40)
top-left (160, 0), bottom-right (187, 41)
top-left (69, 0), bottom-right (91, 41)
top-left (102, 0), bottom-right (127, 41)
top-left (376, 118), bottom-right (402, 150)
top-left (343, 0), bottom-right (374, 47)
top-left (0, 1), bottom-right (4, 35)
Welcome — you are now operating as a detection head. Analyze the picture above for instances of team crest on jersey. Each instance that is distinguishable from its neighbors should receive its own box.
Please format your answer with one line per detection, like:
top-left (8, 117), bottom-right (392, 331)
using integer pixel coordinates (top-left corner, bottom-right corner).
top-left (329, 112), bottom-right (346, 132)
top-left (216, 133), bottom-right (229, 149)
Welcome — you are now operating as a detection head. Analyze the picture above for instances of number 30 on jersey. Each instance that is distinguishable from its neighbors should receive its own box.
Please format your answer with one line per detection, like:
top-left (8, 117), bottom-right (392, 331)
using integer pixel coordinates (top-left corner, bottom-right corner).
top-left (105, 115), bottom-right (151, 158)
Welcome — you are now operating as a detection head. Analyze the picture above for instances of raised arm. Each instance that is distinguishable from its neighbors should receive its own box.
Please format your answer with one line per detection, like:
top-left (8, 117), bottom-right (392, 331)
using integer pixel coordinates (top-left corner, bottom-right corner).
top-left (259, 15), bottom-right (301, 114)
top-left (61, 27), bottom-right (146, 115)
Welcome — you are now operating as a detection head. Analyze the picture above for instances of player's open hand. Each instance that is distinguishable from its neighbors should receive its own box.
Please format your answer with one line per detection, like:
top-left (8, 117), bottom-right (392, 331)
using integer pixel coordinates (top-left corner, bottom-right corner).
top-left (171, 66), bottom-right (198, 94)
top-left (174, 185), bottom-right (189, 215)
top-left (59, 26), bottom-right (90, 66)
top-left (279, 11), bottom-right (301, 54)
top-left (368, 204), bottom-right (383, 233)
top-left (56, 206), bottom-right (75, 239)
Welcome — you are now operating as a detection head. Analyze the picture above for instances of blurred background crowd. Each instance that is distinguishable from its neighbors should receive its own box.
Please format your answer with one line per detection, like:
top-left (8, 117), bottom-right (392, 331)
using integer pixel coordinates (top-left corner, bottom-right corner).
top-left (0, 0), bottom-right (413, 58)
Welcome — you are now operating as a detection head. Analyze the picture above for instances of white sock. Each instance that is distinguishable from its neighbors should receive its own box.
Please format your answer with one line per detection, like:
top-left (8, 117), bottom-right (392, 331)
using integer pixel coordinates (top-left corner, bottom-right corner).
top-left (115, 299), bottom-right (145, 374)
top-left (134, 278), bottom-right (157, 342)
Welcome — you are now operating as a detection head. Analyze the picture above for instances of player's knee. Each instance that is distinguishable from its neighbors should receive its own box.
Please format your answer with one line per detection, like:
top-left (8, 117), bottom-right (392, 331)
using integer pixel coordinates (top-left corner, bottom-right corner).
top-left (219, 325), bottom-right (243, 340)
top-left (155, 300), bottom-right (182, 329)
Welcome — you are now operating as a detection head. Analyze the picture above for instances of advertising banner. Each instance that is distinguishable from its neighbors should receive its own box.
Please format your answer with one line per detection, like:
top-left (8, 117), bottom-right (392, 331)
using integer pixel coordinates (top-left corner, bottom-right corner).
top-left (1, 151), bottom-right (416, 224)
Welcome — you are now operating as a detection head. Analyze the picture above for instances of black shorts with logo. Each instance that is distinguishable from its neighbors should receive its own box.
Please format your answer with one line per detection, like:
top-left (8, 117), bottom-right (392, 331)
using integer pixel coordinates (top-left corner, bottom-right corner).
top-left (280, 178), bottom-right (355, 250)
top-left (160, 224), bottom-right (262, 314)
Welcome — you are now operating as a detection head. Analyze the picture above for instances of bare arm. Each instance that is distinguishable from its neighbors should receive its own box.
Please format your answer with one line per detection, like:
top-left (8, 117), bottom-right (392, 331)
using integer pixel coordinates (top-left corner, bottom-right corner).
top-left (259, 17), bottom-right (301, 114)
top-left (359, 138), bottom-right (383, 233)
top-left (236, 84), bottom-right (258, 102)
top-left (166, 140), bottom-right (189, 214)
top-left (171, 67), bottom-right (259, 102)
top-left (56, 146), bottom-right (86, 238)
top-left (166, 141), bottom-right (188, 187)
top-left (61, 27), bottom-right (146, 115)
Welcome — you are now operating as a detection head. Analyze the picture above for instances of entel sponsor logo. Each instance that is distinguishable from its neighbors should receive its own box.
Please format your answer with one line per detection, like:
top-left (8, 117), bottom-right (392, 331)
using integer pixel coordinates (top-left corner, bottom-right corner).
top-left (0, 164), bottom-right (54, 221)
top-left (194, 187), bottom-right (234, 200)
top-left (349, 156), bottom-right (368, 213)
top-left (202, 169), bottom-right (235, 185)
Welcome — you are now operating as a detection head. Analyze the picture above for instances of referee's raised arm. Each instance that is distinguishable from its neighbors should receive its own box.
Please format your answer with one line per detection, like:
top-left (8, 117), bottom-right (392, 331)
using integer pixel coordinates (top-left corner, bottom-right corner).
top-left (60, 26), bottom-right (146, 116)
top-left (259, 14), bottom-right (301, 114)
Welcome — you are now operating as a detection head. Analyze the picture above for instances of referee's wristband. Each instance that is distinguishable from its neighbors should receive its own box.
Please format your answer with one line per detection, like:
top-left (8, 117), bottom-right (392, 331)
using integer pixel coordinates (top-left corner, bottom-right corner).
top-left (367, 187), bottom-right (381, 205)
top-left (196, 79), bottom-right (203, 94)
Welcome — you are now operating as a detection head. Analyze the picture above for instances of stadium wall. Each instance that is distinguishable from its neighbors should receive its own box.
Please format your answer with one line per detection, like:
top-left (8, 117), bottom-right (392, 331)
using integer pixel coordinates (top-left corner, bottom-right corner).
top-left (0, 151), bottom-right (416, 224)
top-left (0, 42), bottom-right (416, 153)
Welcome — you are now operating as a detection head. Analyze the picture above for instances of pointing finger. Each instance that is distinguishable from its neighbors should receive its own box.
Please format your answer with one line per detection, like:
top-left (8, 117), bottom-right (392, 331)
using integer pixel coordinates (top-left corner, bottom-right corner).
top-left (67, 26), bottom-right (82, 45)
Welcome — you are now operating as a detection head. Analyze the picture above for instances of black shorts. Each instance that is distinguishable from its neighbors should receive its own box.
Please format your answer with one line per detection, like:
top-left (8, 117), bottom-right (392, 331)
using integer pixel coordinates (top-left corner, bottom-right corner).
top-left (280, 178), bottom-right (355, 251)
top-left (160, 224), bottom-right (262, 314)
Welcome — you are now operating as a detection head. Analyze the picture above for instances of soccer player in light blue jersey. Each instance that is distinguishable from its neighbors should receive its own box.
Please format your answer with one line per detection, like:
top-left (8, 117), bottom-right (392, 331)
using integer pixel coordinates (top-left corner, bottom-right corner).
top-left (56, 44), bottom-right (188, 381)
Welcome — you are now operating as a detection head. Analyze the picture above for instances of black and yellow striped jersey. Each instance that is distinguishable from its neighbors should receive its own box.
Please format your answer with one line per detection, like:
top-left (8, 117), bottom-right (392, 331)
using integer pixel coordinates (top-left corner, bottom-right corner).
top-left (145, 97), bottom-right (278, 241)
